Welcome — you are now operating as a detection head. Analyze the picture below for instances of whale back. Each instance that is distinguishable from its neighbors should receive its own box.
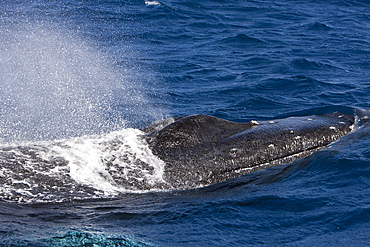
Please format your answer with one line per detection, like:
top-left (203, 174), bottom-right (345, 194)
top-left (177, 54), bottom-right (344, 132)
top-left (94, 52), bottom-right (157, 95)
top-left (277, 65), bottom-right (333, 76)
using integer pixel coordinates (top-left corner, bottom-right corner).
top-left (146, 114), bottom-right (256, 156)
top-left (145, 112), bottom-right (356, 189)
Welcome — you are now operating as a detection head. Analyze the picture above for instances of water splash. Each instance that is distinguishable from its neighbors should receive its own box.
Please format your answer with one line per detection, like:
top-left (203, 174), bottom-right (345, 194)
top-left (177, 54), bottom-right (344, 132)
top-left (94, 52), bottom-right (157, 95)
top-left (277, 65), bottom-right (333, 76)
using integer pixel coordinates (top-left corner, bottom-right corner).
top-left (0, 23), bottom-right (145, 142)
top-left (49, 128), bottom-right (169, 194)
top-left (0, 128), bottom-right (170, 203)
top-left (0, 22), bottom-right (170, 201)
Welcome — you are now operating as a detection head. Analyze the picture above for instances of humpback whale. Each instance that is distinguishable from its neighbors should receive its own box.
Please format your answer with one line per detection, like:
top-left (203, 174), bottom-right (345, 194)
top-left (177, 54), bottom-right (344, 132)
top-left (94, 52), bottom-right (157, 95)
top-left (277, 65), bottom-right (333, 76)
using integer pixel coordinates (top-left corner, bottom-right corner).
top-left (145, 110), bottom-right (368, 189)
top-left (0, 109), bottom-right (369, 202)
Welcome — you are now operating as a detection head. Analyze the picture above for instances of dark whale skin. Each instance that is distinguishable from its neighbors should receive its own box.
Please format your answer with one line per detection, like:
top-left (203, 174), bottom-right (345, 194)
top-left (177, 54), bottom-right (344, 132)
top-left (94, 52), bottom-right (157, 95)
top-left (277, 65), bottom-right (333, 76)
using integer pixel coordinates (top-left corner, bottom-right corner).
top-left (146, 112), bottom-right (356, 189)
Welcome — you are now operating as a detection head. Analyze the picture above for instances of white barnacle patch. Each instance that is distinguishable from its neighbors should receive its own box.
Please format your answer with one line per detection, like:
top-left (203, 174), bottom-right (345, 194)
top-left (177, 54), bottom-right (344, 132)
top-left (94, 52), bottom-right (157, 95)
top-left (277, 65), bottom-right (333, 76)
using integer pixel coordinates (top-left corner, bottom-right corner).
top-left (290, 130), bottom-right (294, 134)
top-left (251, 120), bottom-right (259, 125)
top-left (269, 121), bottom-right (275, 124)
top-left (307, 118), bottom-right (313, 121)
top-left (268, 144), bottom-right (274, 148)
top-left (294, 136), bottom-right (301, 140)
top-left (329, 126), bottom-right (336, 130)
top-left (339, 121), bottom-right (346, 124)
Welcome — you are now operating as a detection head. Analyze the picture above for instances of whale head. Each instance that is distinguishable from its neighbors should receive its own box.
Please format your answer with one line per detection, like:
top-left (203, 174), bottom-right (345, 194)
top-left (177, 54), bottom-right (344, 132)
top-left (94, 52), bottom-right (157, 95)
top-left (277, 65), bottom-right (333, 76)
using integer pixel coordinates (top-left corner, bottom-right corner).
top-left (146, 111), bottom-right (357, 189)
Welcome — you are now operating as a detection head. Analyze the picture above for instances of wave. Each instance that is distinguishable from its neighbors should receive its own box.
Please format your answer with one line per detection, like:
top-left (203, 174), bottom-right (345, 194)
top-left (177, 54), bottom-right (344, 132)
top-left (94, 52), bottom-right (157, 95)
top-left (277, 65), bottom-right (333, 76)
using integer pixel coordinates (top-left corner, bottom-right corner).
top-left (291, 58), bottom-right (343, 71)
top-left (255, 75), bottom-right (354, 93)
top-left (35, 231), bottom-right (155, 247)
top-left (218, 33), bottom-right (267, 46)
top-left (307, 22), bottom-right (334, 31)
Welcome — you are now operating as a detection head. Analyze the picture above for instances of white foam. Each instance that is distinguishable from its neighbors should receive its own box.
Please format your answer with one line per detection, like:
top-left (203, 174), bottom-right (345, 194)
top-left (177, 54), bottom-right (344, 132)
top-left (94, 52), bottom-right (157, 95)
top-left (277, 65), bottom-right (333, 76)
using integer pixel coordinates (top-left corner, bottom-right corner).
top-left (0, 128), bottom-right (169, 202)
top-left (145, 1), bottom-right (161, 6)
top-left (45, 128), bottom-right (168, 195)
top-left (51, 137), bottom-right (118, 195)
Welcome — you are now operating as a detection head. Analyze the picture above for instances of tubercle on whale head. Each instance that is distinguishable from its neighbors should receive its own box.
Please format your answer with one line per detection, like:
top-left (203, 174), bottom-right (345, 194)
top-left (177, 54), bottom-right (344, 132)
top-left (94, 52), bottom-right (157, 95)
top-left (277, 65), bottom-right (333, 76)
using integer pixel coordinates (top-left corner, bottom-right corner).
top-left (215, 146), bottom-right (244, 159)
top-left (214, 112), bottom-right (356, 164)
top-left (354, 108), bottom-right (370, 124)
top-left (228, 147), bottom-right (243, 158)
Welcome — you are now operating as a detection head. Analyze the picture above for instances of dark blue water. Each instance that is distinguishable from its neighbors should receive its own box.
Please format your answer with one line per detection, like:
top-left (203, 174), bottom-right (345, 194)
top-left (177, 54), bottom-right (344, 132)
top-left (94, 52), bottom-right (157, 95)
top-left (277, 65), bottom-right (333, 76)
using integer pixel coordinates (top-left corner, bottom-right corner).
top-left (1, 0), bottom-right (370, 246)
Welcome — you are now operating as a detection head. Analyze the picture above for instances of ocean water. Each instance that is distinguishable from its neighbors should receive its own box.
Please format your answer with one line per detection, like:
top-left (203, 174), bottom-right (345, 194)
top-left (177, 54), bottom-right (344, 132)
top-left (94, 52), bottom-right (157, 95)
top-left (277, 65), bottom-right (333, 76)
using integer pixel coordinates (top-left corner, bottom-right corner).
top-left (0, 0), bottom-right (370, 246)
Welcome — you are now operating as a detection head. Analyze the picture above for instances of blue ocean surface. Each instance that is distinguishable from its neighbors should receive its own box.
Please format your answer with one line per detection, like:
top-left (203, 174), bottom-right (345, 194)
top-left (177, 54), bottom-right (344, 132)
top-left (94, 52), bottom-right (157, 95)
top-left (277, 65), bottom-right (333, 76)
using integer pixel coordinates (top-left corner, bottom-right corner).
top-left (0, 0), bottom-right (370, 246)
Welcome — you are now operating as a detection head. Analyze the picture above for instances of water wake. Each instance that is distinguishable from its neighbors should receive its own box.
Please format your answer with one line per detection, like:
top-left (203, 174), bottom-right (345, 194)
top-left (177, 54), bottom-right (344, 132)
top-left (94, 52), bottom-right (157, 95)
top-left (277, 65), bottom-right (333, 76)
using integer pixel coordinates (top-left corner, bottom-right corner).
top-left (0, 129), bottom-right (170, 203)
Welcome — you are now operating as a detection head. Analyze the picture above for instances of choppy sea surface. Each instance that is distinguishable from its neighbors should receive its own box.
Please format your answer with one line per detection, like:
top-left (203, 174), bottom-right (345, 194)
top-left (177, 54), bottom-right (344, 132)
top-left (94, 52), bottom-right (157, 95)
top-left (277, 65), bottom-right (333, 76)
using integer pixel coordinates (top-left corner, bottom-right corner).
top-left (0, 0), bottom-right (370, 246)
